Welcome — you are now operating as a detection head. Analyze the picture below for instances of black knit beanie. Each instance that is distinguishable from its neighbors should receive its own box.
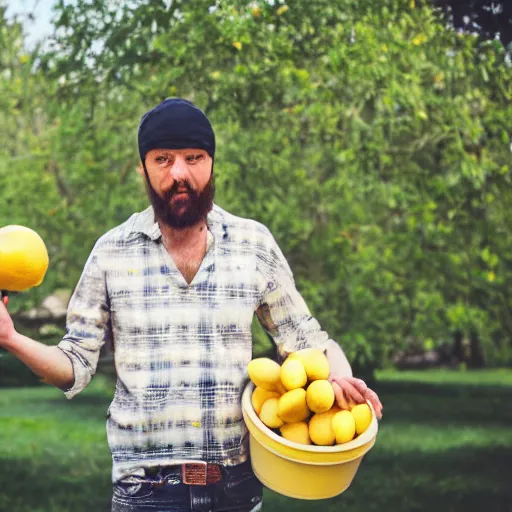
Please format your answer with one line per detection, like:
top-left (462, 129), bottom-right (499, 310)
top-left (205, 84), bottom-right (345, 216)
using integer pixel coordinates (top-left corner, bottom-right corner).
top-left (138, 98), bottom-right (215, 164)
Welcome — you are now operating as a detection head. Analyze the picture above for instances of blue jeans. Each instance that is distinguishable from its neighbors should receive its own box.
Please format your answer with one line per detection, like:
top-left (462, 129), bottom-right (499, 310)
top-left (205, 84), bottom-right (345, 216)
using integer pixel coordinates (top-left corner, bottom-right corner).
top-left (111, 461), bottom-right (263, 512)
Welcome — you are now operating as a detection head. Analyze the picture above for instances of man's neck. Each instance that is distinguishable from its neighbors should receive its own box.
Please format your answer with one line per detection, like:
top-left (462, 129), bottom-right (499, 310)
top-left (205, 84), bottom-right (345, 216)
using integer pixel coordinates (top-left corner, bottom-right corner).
top-left (159, 220), bottom-right (207, 250)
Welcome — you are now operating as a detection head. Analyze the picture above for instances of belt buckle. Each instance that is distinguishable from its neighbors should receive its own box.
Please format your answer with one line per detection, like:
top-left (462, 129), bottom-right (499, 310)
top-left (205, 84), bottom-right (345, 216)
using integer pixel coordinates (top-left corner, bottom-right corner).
top-left (182, 461), bottom-right (208, 486)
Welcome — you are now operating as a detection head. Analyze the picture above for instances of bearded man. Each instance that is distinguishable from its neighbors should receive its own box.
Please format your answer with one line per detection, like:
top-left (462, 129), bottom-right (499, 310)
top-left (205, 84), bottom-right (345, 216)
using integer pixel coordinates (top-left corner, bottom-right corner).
top-left (0, 98), bottom-right (382, 512)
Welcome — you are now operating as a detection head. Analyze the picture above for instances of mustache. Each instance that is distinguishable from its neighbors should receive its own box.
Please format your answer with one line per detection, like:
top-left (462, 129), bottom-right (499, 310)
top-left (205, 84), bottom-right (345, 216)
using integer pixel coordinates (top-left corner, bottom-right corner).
top-left (163, 181), bottom-right (196, 201)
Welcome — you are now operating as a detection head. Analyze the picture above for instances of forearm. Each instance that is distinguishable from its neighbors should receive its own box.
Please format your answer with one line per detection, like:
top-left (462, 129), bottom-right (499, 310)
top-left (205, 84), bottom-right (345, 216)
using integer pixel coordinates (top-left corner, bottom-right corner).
top-left (4, 331), bottom-right (75, 390)
top-left (325, 339), bottom-right (352, 379)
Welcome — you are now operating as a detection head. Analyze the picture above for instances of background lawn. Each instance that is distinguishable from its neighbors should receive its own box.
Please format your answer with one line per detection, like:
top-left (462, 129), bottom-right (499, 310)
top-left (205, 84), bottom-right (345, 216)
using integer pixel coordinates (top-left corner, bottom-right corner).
top-left (0, 369), bottom-right (511, 512)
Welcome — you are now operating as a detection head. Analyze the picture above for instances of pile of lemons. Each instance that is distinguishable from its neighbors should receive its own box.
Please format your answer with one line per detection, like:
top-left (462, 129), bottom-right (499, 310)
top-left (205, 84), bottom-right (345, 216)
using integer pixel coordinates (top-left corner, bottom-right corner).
top-left (248, 348), bottom-right (372, 446)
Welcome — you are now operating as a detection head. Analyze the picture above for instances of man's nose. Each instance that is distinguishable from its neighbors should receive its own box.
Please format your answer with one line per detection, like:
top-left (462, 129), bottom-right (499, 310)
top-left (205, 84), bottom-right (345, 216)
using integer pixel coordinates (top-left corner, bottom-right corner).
top-left (169, 155), bottom-right (190, 181)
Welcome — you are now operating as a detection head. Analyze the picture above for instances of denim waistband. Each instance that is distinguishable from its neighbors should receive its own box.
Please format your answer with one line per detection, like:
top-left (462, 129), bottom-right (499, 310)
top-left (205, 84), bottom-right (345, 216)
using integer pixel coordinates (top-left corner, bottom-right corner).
top-left (131, 460), bottom-right (250, 485)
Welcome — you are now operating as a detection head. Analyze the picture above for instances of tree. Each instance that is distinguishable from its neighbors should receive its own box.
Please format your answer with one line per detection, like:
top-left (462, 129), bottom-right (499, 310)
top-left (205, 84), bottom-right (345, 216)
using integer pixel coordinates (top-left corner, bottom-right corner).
top-left (3, 0), bottom-right (511, 369)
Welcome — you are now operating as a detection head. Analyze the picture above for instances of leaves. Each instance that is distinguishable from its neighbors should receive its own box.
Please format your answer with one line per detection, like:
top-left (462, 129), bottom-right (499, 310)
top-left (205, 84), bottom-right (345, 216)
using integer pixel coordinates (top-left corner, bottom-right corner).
top-left (2, 0), bottom-right (512, 367)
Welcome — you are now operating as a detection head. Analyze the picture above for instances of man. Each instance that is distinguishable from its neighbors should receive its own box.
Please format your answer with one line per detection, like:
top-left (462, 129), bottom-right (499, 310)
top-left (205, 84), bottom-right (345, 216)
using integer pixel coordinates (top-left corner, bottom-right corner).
top-left (0, 98), bottom-right (383, 511)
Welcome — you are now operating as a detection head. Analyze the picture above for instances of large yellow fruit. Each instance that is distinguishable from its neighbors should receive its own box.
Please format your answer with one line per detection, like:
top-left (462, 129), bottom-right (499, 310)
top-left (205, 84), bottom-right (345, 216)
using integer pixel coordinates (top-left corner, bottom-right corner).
top-left (332, 410), bottom-right (356, 444)
top-left (247, 358), bottom-right (282, 392)
top-left (278, 388), bottom-right (310, 423)
top-left (259, 398), bottom-right (284, 429)
top-left (280, 358), bottom-right (307, 390)
top-left (280, 421), bottom-right (311, 445)
top-left (306, 379), bottom-right (335, 413)
top-left (308, 409), bottom-right (338, 446)
top-left (0, 225), bottom-right (49, 292)
top-left (351, 403), bottom-right (372, 435)
top-left (289, 348), bottom-right (330, 381)
top-left (251, 387), bottom-right (280, 415)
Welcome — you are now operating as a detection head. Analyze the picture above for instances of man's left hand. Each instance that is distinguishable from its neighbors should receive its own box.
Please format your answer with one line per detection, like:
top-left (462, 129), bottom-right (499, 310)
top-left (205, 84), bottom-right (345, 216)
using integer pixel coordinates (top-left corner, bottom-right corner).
top-left (329, 375), bottom-right (383, 420)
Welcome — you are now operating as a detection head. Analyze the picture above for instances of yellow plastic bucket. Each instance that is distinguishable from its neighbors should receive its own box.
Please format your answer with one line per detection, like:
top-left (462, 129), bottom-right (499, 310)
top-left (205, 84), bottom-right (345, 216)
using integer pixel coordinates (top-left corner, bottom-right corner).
top-left (241, 381), bottom-right (378, 500)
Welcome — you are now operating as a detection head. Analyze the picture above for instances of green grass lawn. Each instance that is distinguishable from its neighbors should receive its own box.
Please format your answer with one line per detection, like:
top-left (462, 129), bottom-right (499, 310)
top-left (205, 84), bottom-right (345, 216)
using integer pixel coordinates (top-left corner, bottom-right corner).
top-left (0, 369), bottom-right (511, 512)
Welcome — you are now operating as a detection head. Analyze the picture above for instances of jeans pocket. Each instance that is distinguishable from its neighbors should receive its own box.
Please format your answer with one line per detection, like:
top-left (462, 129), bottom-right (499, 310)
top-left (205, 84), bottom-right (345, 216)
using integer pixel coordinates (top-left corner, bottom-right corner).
top-left (113, 481), bottom-right (155, 500)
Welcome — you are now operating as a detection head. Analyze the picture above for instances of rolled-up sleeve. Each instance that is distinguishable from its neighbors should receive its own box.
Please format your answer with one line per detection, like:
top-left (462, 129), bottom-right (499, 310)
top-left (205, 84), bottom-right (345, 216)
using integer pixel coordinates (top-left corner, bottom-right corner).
top-left (57, 241), bottom-right (111, 399)
top-left (256, 232), bottom-right (330, 360)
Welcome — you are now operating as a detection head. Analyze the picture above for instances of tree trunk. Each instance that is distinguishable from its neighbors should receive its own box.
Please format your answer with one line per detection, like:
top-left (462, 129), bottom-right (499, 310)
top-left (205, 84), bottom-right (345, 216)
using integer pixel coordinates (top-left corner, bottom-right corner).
top-left (468, 330), bottom-right (485, 368)
top-left (452, 330), bottom-right (465, 363)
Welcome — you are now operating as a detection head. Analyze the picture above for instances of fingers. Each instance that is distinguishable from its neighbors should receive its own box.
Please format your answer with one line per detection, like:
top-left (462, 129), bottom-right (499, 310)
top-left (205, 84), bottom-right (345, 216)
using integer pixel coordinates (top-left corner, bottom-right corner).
top-left (345, 377), bottom-right (383, 418)
top-left (366, 388), bottom-right (383, 419)
top-left (331, 380), bottom-right (350, 410)
top-left (345, 377), bottom-right (368, 396)
top-left (331, 375), bottom-right (365, 404)
top-left (330, 375), bottom-right (384, 420)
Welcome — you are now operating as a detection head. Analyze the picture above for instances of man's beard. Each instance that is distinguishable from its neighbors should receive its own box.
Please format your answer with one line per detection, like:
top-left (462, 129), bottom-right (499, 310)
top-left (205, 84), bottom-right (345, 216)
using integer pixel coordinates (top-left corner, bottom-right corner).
top-left (145, 172), bottom-right (215, 230)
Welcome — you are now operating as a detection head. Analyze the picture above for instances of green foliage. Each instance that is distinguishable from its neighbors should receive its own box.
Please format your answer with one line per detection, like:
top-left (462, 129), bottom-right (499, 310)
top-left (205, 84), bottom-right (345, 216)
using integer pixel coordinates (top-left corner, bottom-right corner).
top-left (0, 352), bottom-right (44, 387)
top-left (1, 0), bottom-right (512, 367)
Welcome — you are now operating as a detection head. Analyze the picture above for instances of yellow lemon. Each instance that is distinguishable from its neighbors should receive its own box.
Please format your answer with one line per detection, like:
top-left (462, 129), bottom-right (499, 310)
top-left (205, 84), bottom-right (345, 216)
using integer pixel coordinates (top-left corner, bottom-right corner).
top-left (0, 225), bottom-right (49, 291)
top-left (306, 379), bottom-right (335, 413)
top-left (280, 421), bottom-right (311, 445)
top-left (351, 403), bottom-right (372, 435)
top-left (332, 410), bottom-right (356, 444)
top-left (251, 387), bottom-right (280, 415)
top-left (274, 381), bottom-right (287, 394)
top-left (289, 348), bottom-right (330, 381)
top-left (280, 358), bottom-right (307, 390)
top-left (259, 398), bottom-right (284, 429)
top-left (278, 388), bottom-right (310, 423)
top-left (308, 409), bottom-right (337, 445)
top-left (288, 348), bottom-right (314, 363)
top-left (247, 358), bottom-right (282, 392)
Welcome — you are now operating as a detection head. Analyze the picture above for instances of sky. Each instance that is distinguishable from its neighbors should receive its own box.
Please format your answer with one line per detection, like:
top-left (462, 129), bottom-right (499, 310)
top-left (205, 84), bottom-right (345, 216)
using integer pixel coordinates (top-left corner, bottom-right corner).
top-left (5, 0), bottom-right (56, 48)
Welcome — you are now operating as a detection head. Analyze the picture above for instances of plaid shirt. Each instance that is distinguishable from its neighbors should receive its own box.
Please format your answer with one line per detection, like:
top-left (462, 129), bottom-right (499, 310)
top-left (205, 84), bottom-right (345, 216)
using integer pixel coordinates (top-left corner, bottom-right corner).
top-left (57, 204), bottom-right (330, 482)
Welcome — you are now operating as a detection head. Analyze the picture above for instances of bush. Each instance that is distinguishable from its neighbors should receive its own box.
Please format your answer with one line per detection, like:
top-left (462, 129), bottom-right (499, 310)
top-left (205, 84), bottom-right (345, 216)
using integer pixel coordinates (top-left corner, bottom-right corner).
top-left (0, 351), bottom-right (44, 387)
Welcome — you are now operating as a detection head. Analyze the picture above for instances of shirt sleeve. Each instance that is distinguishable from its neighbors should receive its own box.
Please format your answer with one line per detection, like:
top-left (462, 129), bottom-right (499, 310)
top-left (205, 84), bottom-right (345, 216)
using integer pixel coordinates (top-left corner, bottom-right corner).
top-left (57, 241), bottom-right (112, 399)
top-left (255, 232), bottom-right (330, 361)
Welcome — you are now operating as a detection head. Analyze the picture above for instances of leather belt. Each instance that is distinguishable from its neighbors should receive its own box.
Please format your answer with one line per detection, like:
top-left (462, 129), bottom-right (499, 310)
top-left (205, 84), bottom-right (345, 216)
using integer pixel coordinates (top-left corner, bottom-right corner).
top-left (182, 462), bottom-right (222, 486)
top-left (148, 462), bottom-right (223, 487)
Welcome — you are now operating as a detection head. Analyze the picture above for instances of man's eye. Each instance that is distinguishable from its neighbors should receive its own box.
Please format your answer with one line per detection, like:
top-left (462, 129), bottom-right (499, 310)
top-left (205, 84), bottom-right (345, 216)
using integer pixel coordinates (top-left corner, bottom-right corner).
top-left (186, 154), bottom-right (204, 163)
top-left (156, 156), bottom-right (166, 163)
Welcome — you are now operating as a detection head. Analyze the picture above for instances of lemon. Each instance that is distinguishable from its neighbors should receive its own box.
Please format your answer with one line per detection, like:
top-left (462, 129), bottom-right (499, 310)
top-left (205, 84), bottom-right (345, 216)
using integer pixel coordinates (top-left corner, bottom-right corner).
top-left (351, 403), bottom-right (372, 435)
top-left (259, 398), bottom-right (284, 429)
top-left (274, 381), bottom-right (287, 394)
top-left (278, 388), bottom-right (310, 423)
top-left (280, 421), bottom-right (311, 445)
top-left (247, 358), bottom-right (282, 392)
top-left (289, 348), bottom-right (330, 381)
top-left (0, 225), bottom-right (49, 292)
top-left (251, 387), bottom-right (280, 415)
top-left (308, 409), bottom-right (337, 445)
top-left (306, 379), bottom-right (335, 413)
top-left (280, 358), bottom-right (307, 390)
top-left (332, 410), bottom-right (356, 444)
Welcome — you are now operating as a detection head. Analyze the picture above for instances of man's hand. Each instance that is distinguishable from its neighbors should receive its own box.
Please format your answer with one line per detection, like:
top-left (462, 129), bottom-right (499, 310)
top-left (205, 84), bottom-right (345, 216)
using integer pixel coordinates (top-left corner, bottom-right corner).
top-left (330, 375), bottom-right (383, 420)
top-left (0, 295), bottom-right (15, 348)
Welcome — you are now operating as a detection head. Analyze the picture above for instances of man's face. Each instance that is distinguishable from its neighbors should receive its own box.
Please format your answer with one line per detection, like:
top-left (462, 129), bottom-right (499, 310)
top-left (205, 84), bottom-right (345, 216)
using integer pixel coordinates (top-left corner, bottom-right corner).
top-left (140, 148), bottom-right (214, 229)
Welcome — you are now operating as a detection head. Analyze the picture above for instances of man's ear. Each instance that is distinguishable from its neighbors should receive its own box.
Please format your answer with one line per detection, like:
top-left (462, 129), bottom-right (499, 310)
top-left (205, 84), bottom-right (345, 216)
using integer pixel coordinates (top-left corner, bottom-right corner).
top-left (136, 162), bottom-right (144, 177)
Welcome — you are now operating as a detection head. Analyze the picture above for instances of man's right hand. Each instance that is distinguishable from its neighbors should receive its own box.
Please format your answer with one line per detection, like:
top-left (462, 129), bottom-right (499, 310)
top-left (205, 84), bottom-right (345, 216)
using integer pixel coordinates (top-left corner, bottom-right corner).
top-left (0, 294), bottom-right (75, 390)
top-left (0, 295), bottom-right (15, 348)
